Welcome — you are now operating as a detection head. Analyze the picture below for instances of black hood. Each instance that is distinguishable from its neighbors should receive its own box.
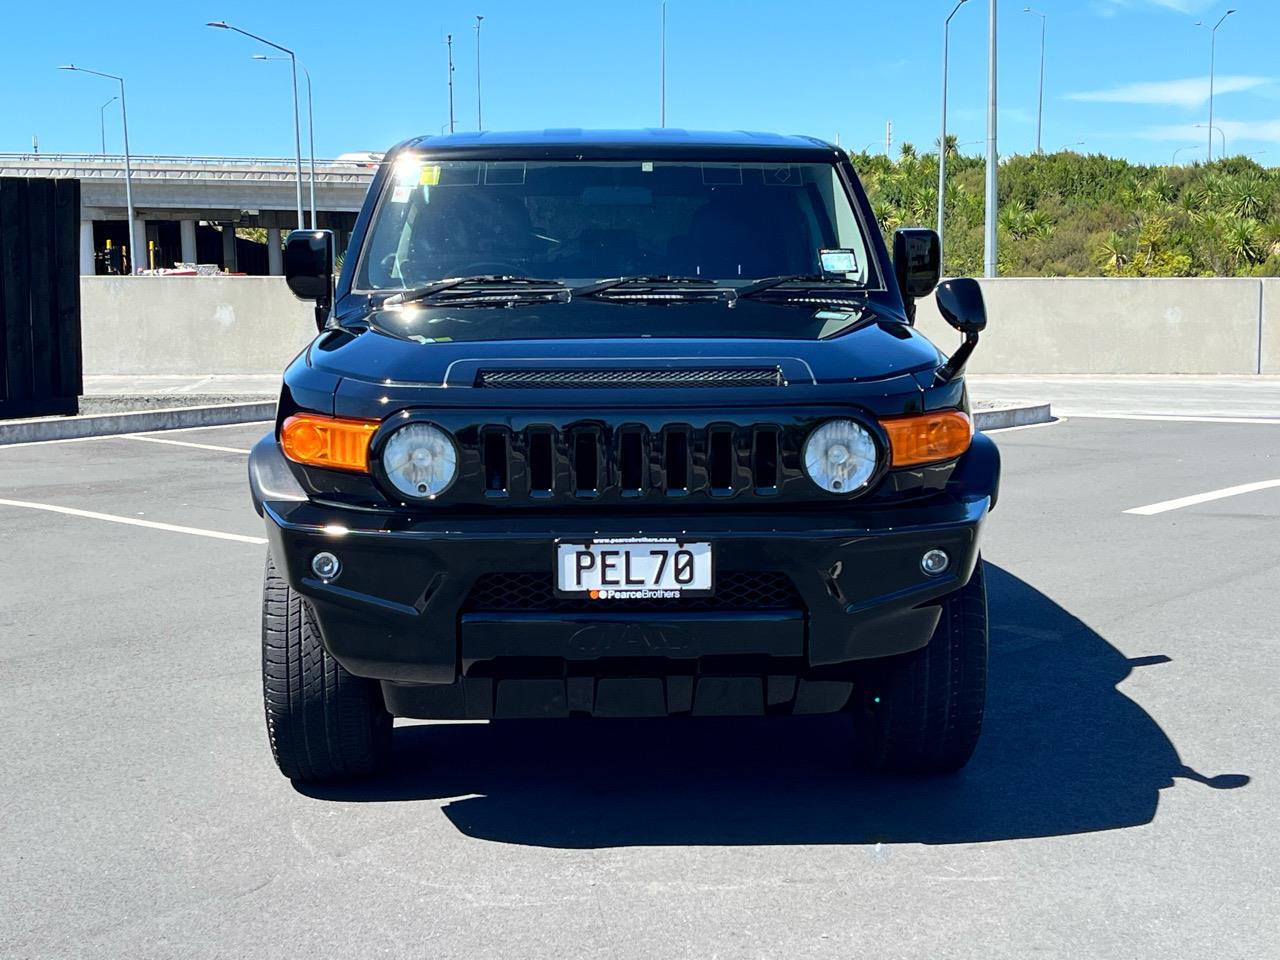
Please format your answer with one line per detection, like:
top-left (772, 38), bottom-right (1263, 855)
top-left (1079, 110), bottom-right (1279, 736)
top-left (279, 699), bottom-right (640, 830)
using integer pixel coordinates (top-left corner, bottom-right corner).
top-left (310, 299), bottom-right (946, 387)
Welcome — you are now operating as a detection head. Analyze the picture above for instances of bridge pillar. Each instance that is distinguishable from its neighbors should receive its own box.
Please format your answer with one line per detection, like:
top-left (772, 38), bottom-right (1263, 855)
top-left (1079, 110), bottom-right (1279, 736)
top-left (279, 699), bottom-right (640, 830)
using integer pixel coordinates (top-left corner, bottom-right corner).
top-left (267, 227), bottom-right (283, 276)
top-left (80, 220), bottom-right (96, 276)
top-left (129, 219), bottom-right (147, 274)
top-left (221, 224), bottom-right (238, 273)
top-left (180, 220), bottom-right (198, 265)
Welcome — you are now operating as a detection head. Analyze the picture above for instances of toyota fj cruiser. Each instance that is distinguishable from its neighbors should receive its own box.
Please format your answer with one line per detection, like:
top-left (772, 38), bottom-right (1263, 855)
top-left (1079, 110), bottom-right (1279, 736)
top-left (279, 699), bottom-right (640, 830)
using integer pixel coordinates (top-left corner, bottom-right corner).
top-left (251, 130), bottom-right (998, 783)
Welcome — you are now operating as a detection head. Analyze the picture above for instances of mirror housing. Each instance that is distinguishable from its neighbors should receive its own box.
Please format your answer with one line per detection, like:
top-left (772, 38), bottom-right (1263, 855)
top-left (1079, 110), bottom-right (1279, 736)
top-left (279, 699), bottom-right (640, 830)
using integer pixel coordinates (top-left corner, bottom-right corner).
top-left (935, 277), bottom-right (987, 334)
top-left (933, 277), bottom-right (987, 385)
top-left (893, 228), bottom-right (942, 321)
top-left (284, 229), bottom-right (335, 330)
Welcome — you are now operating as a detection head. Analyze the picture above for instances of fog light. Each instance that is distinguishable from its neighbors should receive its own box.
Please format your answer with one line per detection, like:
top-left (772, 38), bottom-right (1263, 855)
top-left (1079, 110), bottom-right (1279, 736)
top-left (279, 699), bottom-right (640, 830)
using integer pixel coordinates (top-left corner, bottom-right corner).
top-left (921, 549), bottom-right (950, 576)
top-left (312, 551), bottom-right (341, 580)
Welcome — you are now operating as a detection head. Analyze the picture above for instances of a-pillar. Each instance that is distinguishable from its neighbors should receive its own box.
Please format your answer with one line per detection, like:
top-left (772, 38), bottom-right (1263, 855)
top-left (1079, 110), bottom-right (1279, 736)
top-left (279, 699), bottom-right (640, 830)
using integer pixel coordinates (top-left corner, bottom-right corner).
top-left (79, 220), bottom-right (96, 275)
top-left (221, 224), bottom-right (238, 272)
top-left (179, 219), bottom-right (198, 266)
top-left (267, 227), bottom-right (283, 276)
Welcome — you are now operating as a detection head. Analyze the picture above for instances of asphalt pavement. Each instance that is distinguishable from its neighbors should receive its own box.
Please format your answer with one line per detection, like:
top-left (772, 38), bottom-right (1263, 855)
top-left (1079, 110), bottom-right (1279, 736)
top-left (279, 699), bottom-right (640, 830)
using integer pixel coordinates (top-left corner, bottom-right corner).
top-left (1, 402), bottom-right (1276, 959)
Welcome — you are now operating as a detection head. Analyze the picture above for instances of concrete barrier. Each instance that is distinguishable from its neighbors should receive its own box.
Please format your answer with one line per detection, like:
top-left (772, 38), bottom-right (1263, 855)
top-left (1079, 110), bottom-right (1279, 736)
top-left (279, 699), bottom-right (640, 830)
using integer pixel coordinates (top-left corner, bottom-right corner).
top-left (81, 276), bottom-right (315, 376)
top-left (914, 278), bottom-right (1268, 375)
top-left (81, 275), bottom-right (1280, 377)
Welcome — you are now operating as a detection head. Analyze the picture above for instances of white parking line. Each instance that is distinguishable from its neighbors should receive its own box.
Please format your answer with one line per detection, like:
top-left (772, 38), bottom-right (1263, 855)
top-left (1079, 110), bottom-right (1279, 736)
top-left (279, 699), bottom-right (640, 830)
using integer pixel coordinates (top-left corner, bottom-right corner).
top-left (0, 421), bottom-right (271, 450)
top-left (119, 435), bottom-right (251, 454)
top-left (1073, 414), bottom-right (1280, 425)
top-left (0, 498), bottom-right (268, 544)
top-left (1125, 479), bottom-right (1280, 516)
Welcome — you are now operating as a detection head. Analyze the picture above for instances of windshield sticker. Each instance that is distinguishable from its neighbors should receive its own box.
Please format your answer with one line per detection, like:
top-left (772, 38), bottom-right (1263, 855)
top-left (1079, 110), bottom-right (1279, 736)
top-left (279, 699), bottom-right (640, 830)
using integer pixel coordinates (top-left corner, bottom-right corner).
top-left (761, 164), bottom-right (803, 186)
top-left (641, 161), bottom-right (654, 173)
top-left (390, 184), bottom-right (413, 204)
top-left (819, 248), bottom-right (859, 275)
top-left (419, 165), bottom-right (441, 185)
top-left (701, 164), bottom-right (744, 186)
top-left (485, 162), bottom-right (527, 185)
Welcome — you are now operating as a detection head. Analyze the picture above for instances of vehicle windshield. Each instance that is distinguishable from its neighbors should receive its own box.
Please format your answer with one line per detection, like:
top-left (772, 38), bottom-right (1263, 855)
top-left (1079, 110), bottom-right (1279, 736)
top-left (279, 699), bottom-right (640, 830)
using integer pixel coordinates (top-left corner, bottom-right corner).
top-left (356, 156), bottom-right (875, 292)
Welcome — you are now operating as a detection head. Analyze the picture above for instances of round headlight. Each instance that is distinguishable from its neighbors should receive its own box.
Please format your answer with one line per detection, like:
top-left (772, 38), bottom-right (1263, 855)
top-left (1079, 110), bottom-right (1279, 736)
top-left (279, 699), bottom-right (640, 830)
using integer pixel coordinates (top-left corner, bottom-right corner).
top-left (803, 419), bottom-right (878, 494)
top-left (381, 423), bottom-right (458, 500)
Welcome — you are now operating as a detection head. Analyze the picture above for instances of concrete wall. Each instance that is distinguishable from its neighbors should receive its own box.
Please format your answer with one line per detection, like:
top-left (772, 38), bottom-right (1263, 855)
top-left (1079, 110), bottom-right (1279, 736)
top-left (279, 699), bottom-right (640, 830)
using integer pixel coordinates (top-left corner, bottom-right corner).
top-left (81, 275), bottom-right (1280, 377)
top-left (81, 276), bottom-right (316, 376)
top-left (914, 278), bottom-right (1269, 375)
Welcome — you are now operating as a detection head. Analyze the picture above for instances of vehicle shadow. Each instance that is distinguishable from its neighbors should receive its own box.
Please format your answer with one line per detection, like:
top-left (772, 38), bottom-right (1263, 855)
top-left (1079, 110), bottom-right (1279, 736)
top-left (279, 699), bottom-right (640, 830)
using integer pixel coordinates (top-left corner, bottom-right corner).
top-left (297, 563), bottom-right (1249, 847)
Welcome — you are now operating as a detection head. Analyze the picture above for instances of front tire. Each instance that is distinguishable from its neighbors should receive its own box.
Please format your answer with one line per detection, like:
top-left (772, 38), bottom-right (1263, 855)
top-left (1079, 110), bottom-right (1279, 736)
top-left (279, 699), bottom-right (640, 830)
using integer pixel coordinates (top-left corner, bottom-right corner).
top-left (261, 554), bottom-right (392, 782)
top-left (850, 558), bottom-right (988, 774)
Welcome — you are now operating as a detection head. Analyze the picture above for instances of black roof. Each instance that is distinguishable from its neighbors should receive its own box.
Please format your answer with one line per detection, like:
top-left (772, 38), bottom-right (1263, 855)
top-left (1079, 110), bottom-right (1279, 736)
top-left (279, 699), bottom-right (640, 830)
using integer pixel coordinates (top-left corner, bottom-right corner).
top-left (403, 129), bottom-right (842, 162)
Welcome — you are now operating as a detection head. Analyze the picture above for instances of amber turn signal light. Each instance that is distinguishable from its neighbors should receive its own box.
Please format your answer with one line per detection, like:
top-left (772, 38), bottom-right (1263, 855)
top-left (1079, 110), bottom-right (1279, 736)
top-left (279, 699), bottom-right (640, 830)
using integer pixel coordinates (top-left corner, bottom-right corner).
top-left (881, 411), bottom-right (973, 467)
top-left (280, 414), bottom-right (380, 473)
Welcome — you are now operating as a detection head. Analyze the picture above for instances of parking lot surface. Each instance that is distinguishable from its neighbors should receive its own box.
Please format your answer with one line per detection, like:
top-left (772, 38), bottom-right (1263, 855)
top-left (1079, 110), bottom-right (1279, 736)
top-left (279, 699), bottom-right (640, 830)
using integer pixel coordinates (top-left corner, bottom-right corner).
top-left (1, 409), bottom-right (1276, 959)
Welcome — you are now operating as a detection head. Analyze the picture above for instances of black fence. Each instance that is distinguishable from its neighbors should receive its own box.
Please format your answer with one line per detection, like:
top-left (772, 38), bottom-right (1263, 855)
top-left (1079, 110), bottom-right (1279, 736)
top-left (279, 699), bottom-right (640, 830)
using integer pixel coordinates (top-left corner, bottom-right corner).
top-left (0, 177), bottom-right (82, 419)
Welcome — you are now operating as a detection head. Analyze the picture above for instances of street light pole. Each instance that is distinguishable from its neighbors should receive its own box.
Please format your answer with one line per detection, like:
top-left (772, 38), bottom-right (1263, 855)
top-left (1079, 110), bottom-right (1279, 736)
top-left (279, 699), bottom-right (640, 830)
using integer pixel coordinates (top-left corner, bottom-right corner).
top-left (1199, 9), bottom-right (1236, 163)
top-left (255, 55), bottom-right (317, 228)
top-left (475, 15), bottom-right (484, 130)
top-left (938, 0), bottom-right (968, 259)
top-left (1024, 6), bottom-right (1046, 155)
top-left (1173, 144), bottom-right (1200, 165)
top-left (60, 66), bottom-right (137, 272)
top-left (661, 0), bottom-right (667, 128)
top-left (1196, 123), bottom-right (1227, 159)
top-left (984, 0), bottom-right (999, 278)
top-left (99, 96), bottom-right (117, 156)
top-left (446, 34), bottom-right (456, 133)
top-left (206, 21), bottom-right (305, 230)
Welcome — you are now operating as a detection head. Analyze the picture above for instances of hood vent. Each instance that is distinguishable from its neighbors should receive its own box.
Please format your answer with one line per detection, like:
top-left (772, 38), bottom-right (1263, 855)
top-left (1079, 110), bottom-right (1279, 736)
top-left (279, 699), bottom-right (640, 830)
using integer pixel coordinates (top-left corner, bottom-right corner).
top-left (475, 367), bottom-right (784, 389)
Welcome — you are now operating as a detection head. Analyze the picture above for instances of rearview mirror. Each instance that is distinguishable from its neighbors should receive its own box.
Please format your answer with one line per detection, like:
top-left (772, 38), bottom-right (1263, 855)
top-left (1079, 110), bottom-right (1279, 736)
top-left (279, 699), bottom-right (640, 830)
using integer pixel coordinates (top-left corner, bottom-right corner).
top-left (892, 228), bottom-right (942, 309)
top-left (935, 277), bottom-right (987, 334)
top-left (284, 229), bottom-right (334, 330)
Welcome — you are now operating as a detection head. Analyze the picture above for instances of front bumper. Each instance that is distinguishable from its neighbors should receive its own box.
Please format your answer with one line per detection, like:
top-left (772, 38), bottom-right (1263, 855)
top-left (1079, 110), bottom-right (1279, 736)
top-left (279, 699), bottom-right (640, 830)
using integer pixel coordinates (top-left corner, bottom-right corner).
top-left (251, 434), bottom-right (999, 718)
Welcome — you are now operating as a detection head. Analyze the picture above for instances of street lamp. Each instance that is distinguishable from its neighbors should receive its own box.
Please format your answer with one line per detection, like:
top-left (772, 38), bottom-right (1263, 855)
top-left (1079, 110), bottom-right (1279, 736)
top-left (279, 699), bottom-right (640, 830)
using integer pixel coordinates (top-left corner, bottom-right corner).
top-left (254, 55), bottom-right (316, 229)
top-left (938, 0), bottom-right (969, 259)
top-left (59, 65), bottom-right (137, 272)
top-left (984, 0), bottom-right (999, 279)
top-left (1173, 144), bottom-right (1201, 164)
top-left (475, 15), bottom-right (485, 130)
top-left (661, 0), bottom-right (667, 128)
top-left (1060, 140), bottom-right (1085, 152)
top-left (445, 34), bottom-right (456, 134)
top-left (206, 20), bottom-right (305, 230)
top-left (1196, 123), bottom-right (1227, 158)
top-left (1024, 6), bottom-right (1046, 155)
top-left (1196, 9), bottom-right (1236, 163)
top-left (99, 96), bottom-right (117, 156)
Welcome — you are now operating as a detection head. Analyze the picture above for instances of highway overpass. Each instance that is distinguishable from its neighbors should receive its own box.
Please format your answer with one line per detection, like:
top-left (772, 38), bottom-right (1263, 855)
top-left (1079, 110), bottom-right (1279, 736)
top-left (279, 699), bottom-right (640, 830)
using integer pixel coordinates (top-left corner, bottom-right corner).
top-left (0, 153), bottom-right (377, 275)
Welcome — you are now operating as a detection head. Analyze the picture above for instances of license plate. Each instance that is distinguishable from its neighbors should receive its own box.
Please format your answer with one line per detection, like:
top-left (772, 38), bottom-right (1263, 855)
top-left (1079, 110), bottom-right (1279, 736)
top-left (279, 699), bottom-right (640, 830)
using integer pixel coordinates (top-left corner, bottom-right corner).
top-left (555, 538), bottom-right (714, 599)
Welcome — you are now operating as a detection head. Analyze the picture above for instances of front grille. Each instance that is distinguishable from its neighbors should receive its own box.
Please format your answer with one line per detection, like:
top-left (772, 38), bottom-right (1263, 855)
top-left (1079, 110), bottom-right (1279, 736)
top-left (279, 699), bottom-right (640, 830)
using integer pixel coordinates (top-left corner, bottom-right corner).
top-left (464, 571), bottom-right (804, 612)
top-left (485, 422), bottom-right (784, 499)
top-left (476, 367), bottom-right (784, 389)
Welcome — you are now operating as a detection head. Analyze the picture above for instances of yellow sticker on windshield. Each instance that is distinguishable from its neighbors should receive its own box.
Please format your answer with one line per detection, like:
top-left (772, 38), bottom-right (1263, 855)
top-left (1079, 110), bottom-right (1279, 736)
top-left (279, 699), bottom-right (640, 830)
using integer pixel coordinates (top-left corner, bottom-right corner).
top-left (420, 165), bottom-right (441, 185)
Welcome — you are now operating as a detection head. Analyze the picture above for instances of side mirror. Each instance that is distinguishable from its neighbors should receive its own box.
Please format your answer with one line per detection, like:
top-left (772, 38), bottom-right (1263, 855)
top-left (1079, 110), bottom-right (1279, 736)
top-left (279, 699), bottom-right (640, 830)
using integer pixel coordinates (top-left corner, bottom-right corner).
top-left (932, 277), bottom-right (987, 385)
top-left (892, 228), bottom-right (942, 318)
top-left (284, 229), bottom-right (334, 330)
top-left (935, 277), bottom-right (987, 334)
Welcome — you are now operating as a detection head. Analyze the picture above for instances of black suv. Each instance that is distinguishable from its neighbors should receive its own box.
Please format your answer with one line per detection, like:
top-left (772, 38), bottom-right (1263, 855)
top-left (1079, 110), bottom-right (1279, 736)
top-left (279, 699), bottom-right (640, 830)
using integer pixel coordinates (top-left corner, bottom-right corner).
top-left (250, 130), bottom-right (998, 782)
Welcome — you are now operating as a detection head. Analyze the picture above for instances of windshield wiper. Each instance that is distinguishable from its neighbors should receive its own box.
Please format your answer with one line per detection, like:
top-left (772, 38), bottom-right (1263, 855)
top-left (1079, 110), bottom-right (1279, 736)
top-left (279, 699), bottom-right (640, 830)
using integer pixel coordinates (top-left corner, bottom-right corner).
top-left (382, 275), bottom-right (570, 308)
top-left (573, 276), bottom-right (736, 302)
top-left (735, 274), bottom-right (867, 300)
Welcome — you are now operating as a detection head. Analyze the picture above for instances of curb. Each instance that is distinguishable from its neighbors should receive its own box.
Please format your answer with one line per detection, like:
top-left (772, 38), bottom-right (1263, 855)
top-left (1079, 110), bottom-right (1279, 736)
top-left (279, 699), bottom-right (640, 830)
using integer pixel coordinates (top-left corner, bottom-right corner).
top-left (974, 402), bottom-right (1054, 431)
top-left (0, 401), bottom-right (277, 446)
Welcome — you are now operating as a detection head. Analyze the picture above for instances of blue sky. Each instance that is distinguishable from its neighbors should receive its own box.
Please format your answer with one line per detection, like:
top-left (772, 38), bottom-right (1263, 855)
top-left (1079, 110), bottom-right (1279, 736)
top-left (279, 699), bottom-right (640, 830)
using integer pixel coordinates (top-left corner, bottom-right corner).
top-left (3, 0), bottom-right (1276, 166)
